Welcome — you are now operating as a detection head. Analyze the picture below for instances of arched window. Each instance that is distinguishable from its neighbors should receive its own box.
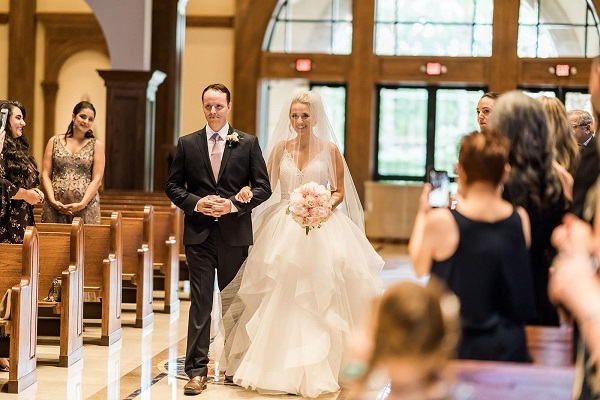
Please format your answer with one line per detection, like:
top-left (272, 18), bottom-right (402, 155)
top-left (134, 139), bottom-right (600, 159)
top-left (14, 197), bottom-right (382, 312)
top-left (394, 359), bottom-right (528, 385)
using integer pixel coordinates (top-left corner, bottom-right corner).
top-left (518, 0), bottom-right (600, 57)
top-left (264, 0), bottom-right (353, 54)
top-left (374, 0), bottom-right (494, 56)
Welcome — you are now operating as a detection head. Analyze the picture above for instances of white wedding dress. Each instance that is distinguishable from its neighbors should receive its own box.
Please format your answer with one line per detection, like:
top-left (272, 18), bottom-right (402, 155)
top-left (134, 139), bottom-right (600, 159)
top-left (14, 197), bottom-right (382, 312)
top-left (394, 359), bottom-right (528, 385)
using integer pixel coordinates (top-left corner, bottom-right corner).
top-left (222, 150), bottom-right (384, 398)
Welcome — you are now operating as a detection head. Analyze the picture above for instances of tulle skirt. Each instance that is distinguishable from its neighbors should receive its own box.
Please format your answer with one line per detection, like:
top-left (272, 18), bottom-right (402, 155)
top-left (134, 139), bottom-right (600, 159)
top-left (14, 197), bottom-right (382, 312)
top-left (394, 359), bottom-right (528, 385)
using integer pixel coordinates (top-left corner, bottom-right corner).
top-left (220, 202), bottom-right (384, 398)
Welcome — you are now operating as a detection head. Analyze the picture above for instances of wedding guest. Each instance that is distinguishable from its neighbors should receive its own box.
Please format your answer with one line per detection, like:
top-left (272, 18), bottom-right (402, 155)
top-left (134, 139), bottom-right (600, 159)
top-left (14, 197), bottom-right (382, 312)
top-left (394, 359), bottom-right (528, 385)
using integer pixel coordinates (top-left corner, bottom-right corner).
top-left (0, 100), bottom-right (44, 372)
top-left (346, 278), bottom-right (462, 400)
top-left (476, 92), bottom-right (499, 134)
top-left (549, 214), bottom-right (600, 399)
top-left (536, 97), bottom-right (578, 204)
top-left (537, 97), bottom-right (579, 176)
top-left (0, 100), bottom-right (44, 243)
top-left (220, 91), bottom-right (383, 397)
top-left (41, 101), bottom-right (105, 224)
top-left (489, 90), bottom-right (568, 326)
top-left (409, 130), bottom-right (535, 362)
top-left (569, 109), bottom-right (599, 220)
top-left (568, 109), bottom-right (595, 147)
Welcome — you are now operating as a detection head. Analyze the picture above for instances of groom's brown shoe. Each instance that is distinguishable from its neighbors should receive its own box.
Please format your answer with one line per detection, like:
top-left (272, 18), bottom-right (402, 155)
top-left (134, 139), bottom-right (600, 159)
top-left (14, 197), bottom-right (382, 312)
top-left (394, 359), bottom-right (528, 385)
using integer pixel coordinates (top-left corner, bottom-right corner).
top-left (184, 375), bottom-right (208, 396)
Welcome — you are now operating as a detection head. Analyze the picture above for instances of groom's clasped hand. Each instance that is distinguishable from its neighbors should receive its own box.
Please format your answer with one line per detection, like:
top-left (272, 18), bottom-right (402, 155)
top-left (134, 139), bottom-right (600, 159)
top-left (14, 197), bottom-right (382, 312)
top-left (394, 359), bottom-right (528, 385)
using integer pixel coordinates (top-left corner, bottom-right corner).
top-left (196, 187), bottom-right (253, 218)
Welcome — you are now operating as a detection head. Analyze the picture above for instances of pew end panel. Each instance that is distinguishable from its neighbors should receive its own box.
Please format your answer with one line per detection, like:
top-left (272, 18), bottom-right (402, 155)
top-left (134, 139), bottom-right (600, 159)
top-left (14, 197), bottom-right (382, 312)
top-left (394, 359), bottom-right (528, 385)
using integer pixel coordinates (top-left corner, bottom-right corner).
top-left (36, 218), bottom-right (85, 368)
top-left (0, 227), bottom-right (39, 393)
top-left (101, 205), bottom-right (155, 329)
top-left (84, 212), bottom-right (123, 346)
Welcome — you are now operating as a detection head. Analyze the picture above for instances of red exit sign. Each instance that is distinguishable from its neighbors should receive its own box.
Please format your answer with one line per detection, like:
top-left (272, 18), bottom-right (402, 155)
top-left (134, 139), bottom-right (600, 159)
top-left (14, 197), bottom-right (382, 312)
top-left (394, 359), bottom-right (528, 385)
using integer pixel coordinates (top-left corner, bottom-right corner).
top-left (295, 59), bottom-right (312, 72)
top-left (555, 64), bottom-right (570, 77)
top-left (426, 62), bottom-right (442, 75)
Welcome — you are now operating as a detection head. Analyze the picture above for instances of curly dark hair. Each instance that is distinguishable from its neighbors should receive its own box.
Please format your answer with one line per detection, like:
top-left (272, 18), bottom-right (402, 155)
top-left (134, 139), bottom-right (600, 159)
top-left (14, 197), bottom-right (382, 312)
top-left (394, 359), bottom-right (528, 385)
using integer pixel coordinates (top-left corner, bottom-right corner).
top-left (488, 91), bottom-right (562, 209)
top-left (1, 100), bottom-right (39, 189)
top-left (65, 101), bottom-right (96, 138)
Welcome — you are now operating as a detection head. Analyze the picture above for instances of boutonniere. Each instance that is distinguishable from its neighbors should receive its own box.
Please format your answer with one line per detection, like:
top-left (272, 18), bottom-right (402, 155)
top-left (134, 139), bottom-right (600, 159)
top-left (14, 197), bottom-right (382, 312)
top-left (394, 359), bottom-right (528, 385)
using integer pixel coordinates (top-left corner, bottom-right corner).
top-left (226, 131), bottom-right (243, 148)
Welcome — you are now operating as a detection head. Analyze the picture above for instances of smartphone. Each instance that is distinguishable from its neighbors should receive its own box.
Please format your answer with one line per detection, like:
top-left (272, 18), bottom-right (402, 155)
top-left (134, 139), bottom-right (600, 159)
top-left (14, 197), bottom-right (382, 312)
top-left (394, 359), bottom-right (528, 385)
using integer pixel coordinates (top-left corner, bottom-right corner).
top-left (0, 109), bottom-right (7, 132)
top-left (428, 169), bottom-right (450, 208)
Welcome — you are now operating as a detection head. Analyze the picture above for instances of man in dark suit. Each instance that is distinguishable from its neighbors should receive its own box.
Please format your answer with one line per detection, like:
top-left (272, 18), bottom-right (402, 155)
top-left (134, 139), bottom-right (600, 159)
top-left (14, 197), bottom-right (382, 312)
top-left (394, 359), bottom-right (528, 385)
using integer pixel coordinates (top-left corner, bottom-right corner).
top-left (165, 83), bottom-right (271, 396)
top-left (569, 109), bottom-right (598, 219)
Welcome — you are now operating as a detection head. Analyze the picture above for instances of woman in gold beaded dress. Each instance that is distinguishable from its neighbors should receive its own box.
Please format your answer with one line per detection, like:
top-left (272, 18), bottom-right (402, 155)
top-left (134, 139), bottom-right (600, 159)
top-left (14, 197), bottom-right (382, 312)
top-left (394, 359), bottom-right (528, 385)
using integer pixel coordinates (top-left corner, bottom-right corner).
top-left (41, 101), bottom-right (105, 224)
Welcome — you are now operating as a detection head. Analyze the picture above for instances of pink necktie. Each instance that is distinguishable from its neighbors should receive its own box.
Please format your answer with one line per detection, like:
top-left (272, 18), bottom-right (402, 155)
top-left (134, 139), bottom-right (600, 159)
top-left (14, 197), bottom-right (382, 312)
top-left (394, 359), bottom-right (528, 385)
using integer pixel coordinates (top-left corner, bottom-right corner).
top-left (210, 133), bottom-right (222, 181)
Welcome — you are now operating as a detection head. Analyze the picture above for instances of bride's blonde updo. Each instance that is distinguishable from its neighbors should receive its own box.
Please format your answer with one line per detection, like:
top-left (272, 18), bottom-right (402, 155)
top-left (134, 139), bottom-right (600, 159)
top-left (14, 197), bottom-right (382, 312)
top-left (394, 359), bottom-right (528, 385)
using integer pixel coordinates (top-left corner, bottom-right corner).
top-left (289, 91), bottom-right (321, 122)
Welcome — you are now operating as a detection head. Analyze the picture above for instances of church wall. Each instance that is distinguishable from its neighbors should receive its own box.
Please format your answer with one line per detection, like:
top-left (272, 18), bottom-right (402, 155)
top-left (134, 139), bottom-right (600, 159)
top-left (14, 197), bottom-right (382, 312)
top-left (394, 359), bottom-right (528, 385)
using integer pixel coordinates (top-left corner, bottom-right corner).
top-left (180, 27), bottom-right (235, 137)
top-left (54, 50), bottom-right (110, 144)
top-left (181, 0), bottom-right (236, 137)
top-left (0, 24), bottom-right (8, 100)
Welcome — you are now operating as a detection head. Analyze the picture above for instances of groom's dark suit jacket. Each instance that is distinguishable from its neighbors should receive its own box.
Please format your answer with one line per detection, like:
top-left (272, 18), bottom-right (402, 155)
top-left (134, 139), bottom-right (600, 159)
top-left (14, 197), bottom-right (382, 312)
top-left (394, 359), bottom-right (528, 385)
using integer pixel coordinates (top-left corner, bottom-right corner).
top-left (165, 125), bottom-right (271, 247)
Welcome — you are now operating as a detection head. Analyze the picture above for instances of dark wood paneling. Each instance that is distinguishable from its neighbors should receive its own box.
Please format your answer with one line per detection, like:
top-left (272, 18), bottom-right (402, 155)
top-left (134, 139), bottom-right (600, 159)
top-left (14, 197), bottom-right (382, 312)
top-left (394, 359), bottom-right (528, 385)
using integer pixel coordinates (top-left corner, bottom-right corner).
top-left (98, 70), bottom-right (163, 191)
top-left (40, 81), bottom-right (58, 153)
top-left (186, 15), bottom-right (234, 28)
top-left (519, 58), bottom-right (591, 87)
top-left (151, 0), bottom-right (184, 192)
top-left (8, 0), bottom-right (36, 153)
top-left (260, 53), bottom-right (349, 81)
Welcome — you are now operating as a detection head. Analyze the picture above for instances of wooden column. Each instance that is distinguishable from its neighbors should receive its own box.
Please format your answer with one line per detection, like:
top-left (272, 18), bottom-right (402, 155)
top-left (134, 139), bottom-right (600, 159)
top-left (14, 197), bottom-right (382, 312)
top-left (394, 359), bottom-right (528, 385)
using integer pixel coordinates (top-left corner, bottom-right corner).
top-left (489, 0), bottom-right (520, 93)
top-left (346, 0), bottom-right (377, 201)
top-left (233, 0), bottom-right (278, 134)
top-left (151, 0), bottom-right (185, 191)
top-left (8, 0), bottom-right (36, 152)
top-left (41, 81), bottom-right (59, 145)
top-left (98, 70), bottom-right (166, 191)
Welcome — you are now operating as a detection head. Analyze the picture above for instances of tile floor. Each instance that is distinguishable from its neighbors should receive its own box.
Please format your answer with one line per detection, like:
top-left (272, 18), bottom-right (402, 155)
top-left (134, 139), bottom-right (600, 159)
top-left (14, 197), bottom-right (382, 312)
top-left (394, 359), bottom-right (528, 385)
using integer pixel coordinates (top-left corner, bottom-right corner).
top-left (0, 243), bottom-right (576, 399)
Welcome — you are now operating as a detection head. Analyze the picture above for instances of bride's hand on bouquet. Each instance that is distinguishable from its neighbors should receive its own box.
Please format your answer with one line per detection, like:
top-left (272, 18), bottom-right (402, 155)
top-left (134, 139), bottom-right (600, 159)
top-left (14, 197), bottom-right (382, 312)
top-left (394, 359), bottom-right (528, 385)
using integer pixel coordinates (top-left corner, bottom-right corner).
top-left (235, 186), bottom-right (253, 203)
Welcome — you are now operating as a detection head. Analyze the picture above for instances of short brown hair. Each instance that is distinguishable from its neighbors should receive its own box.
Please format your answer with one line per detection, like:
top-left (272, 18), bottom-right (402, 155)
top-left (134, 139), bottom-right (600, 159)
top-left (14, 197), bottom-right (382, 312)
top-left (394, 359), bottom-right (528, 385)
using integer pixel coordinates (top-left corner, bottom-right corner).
top-left (481, 91), bottom-right (500, 101)
top-left (202, 83), bottom-right (231, 103)
top-left (459, 130), bottom-right (510, 186)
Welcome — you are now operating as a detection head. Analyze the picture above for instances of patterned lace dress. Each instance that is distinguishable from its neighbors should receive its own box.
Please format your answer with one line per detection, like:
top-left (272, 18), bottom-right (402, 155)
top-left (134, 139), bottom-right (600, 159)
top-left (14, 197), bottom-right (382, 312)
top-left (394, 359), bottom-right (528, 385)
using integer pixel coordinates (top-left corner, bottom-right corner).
top-left (41, 135), bottom-right (100, 224)
top-left (0, 151), bottom-right (39, 243)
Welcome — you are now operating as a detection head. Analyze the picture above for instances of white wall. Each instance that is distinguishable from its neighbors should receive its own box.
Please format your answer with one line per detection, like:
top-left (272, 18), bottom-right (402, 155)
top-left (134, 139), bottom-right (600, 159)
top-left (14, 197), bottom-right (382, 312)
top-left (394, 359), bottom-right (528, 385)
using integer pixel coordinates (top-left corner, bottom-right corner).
top-left (186, 0), bottom-right (235, 16)
top-left (55, 51), bottom-right (110, 144)
top-left (0, 25), bottom-right (8, 100)
top-left (37, 0), bottom-right (92, 12)
top-left (180, 27), bottom-right (234, 137)
top-left (33, 23), bottom-right (46, 164)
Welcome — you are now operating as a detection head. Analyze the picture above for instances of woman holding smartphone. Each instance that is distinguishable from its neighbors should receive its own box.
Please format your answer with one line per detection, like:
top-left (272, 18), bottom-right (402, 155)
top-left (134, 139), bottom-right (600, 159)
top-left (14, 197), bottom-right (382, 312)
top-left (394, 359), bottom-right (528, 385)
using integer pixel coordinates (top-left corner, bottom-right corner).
top-left (409, 130), bottom-right (535, 363)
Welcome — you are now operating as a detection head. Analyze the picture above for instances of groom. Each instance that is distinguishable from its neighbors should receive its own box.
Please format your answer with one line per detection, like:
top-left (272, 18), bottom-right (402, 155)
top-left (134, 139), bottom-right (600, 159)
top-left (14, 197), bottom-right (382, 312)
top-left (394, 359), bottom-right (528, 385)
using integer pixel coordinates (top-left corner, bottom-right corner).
top-left (165, 83), bottom-right (271, 396)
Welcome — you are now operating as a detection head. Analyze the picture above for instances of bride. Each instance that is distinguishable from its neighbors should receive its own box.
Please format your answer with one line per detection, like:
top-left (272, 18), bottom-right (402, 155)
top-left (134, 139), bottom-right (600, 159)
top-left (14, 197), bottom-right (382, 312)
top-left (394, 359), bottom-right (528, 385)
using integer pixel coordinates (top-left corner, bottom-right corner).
top-left (219, 91), bottom-right (384, 397)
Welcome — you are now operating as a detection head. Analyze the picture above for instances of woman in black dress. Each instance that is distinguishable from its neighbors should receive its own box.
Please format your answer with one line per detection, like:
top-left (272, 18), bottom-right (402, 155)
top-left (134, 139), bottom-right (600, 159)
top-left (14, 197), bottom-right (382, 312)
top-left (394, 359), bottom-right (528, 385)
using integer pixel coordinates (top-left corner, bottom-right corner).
top-left (489, 91), bottom-right (569, 326)
top-left (409, 131), bottom-right (535, 362)
top-left (0, 100), bottom-right (44, 244)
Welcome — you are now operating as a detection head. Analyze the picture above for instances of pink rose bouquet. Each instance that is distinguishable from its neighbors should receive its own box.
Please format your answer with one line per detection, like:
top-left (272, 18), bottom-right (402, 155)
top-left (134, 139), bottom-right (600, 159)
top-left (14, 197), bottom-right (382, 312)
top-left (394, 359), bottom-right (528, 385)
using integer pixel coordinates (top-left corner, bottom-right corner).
top-left (286, 181), bottom-right (333, 235)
